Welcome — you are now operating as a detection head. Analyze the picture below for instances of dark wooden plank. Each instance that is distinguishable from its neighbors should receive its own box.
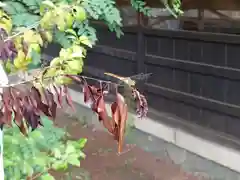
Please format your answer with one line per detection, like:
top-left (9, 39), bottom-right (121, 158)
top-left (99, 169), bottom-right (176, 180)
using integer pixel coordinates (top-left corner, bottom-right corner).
top-left (90, 45), bottom-right (136, 62)
top-left (145, 54), bottom-right (240, 81)
top-left (145, 83), bottom-right (240, 118)
top-left (143, 28), bottom-right (240, 44)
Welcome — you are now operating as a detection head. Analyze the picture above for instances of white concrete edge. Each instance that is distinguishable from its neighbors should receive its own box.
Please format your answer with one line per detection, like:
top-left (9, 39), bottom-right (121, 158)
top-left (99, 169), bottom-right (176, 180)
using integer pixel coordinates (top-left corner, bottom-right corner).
top-left (68, 88), bottom-right (240, 173)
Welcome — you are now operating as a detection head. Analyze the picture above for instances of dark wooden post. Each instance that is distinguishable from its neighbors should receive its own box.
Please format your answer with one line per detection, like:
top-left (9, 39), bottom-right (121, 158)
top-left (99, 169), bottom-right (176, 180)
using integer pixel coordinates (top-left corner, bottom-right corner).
top-left (197, 9), bottom-right (204, 31)
top-left (136, 12), bottom-right (146, 74)
top-left (136, 12), bottom-right (147, 91)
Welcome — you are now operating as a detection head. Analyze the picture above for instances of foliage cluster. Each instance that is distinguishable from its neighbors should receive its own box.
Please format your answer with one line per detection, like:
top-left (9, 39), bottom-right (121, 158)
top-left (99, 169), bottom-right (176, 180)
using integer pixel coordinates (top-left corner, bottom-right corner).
top-left (0, 0), bottom-right (182, 179)
top-left (0, 1), bottom-right (91, 179)
top-left (0, 0), bottom-right (92, 85)
top-left (1, 0), bottom-right (182, 44)
top-left (4, 116), bottom-right (87, 180)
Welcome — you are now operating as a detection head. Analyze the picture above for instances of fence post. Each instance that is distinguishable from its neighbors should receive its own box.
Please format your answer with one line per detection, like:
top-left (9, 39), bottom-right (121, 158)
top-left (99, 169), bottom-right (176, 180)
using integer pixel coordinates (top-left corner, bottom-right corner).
top-left (136, 12), bottom-right (147, 91)
top-left (0, 63), bottom-right (9, 180)
top-left (136, 12), bottom-right (145, 73)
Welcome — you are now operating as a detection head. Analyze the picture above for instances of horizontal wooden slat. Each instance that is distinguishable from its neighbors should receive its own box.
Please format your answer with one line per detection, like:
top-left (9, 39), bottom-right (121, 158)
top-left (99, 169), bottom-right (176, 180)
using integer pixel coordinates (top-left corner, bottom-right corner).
top-left (145, 54), bottom-right (240, 81)
top-left (143, 28), bottom-right (240, 44)
top-left (90, 45), bottom-right (136, 62)
top-left (145, 83), bottom-right (240, 118)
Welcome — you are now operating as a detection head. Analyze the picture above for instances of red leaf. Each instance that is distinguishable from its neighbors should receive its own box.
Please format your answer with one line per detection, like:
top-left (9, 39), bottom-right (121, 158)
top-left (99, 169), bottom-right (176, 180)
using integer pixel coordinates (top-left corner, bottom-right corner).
top-left (12, 98), bottom-right (23, 126)
top-left (110, 93), bottom-right (128, 153)
top-left (2, 88), bottom-right (12, 109)
top-left (118, 103), bottom-right (128, 154)
top-left (132, 89), bottom-right (148, 118)
top-left (22, 96), bottom-right (40, 130)
top-left (38, 103), bottom-right (51, 117)
top-left (30, 86), bottom-right (42, 103)
top-left (111, 102), bottom-right (120, 125)
top-left (1, 105), bottom-right (12, 126)
top-left (44, 89), bottom-right (57, 119)
top-left (53, 85), bottom-right (63, 108)
top-left (63, 85), bottom-right (75, 111)
top-left (19, 121), bottom-right (28, 136)
top-left (83, 85), bottom-right (92, 103)
top-left (94, 95), bottom-right (114, 133)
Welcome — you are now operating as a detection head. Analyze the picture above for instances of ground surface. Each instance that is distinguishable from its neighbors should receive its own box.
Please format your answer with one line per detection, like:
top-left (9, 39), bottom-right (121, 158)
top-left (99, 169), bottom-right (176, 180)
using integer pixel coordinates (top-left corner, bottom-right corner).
top-left (52, 112), bottom-right (206, 180)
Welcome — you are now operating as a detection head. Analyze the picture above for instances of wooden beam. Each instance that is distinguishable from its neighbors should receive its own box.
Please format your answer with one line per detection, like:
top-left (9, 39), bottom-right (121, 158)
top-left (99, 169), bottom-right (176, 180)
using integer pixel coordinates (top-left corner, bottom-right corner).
top-left (207, 9), bottom-right (234, 22)
top-left (197, 9), bottom-right (204, 30)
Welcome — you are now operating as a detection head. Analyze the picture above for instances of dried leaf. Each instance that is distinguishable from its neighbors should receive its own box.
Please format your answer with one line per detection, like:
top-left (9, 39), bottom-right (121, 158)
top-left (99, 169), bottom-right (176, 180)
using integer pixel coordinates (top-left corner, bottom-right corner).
top-left (1, 104), bottom-right (12, 126)
top-left (53, 84), bottom-right (63, 108)
top-left (83, 84), bottom-right (98, 109)
top-left (111, 102), bottom-right (120, 125)
top-left (44, 89), bottom-right (57, 119)
top-left (19, 121), bottom-right (28, 136)
top-left (132, 89), bottom-right (148, 118)
top-left (63, 85), bottom-right (75, 111)
top-left (0, 111), bottom-right (4, 126)
top-left (43, 89), bottom-right (53, 107)
top-left (2, 88), bottom-right (12, 109)
top-left (118, 103), bottom-right (128, 154)
top-left (12, 98), bottom-right (23, 126)
top-left (22, 96), bottom-right (40, 130)
top-left (110, 93), bottom-right (128, 153)
top-left (38, 102), bottom-right (51, 117)
top-left (30, 86), bottom-right (42, 106)
top-left (95, 96), bottom-right (113, 133)
top-left (83, 85), bottom-right (93, 103)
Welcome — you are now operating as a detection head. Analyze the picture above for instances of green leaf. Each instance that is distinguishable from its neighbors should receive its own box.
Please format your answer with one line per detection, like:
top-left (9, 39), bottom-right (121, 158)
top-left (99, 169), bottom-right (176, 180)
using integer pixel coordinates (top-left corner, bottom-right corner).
top-left (30, 50), bottom-right (41, 66)
top-left (33, 156), bottom-right (47, 167)
top-left (50, 57), bottom-right (61, 67)
top-left (3, 2), bottom-right (27, 14)
top-left (41, 116), bottom-right (54, 126)
top-left (11, 13), bottom-right (40, 27)
top-left (54, 30), bottom-right (71, 48)
top-left (52, 161), bottom-right (68, 171)
top-left (41, 173), bottom-right (55, 180)
top-left (72, 6), bottom-right (87, 22)
top-left (66, 59), bottom-right (83, 72)
top-left (77, 138), bottom-right (87, 149)
top-left (4, 159), bottom-right (15, 167)
top-left (23, 162), bottom-right (34, 176)
top-left (78, 36), bottom-right (92, 48)
top-left (0, 2), bottom-right (6, 7)
top-left (67, 155), bottom-right (80, 166)
top-left (40, 0), bottom-right (56, 15)
top-left (30, 130), bottom-right (44, 140)
top-left (66, 144), bottom-right (76, 154)
top-left (65, 29), bottom-right (77, 37)
top-left (4, 135), bottom-right (19, 144)
top-left (79, 150), bottom-right (86, 159)
top-left (53, 148), bottom-right (62, 158)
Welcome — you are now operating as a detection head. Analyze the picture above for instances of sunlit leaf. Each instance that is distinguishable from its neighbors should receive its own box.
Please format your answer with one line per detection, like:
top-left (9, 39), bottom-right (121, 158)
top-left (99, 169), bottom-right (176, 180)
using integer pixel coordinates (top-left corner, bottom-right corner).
top-left (67, 154), bottom-right (80, 166)
top-left (78, 36), bottom-right (92, 48)
top-left (40, 0), bottom-right (56, 15)
top-left (72, 6), bottom-right (86, 22)
top-left (41, 173), bottom-right (55, 180)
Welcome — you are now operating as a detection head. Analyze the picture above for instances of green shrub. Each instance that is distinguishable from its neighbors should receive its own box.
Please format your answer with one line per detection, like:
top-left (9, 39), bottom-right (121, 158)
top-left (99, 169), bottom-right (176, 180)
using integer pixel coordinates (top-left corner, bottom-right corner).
top-left (4, 116), bottom-right (87, 180)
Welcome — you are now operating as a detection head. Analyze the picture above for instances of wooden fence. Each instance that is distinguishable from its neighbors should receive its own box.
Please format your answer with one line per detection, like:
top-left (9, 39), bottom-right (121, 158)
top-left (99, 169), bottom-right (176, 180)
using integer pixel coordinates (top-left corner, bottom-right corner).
top-left (43, 24), bottom-right (240, 140)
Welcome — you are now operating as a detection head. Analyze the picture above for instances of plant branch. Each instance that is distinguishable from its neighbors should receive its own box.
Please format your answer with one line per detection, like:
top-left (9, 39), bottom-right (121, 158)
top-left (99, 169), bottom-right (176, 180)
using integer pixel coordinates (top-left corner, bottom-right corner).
top-left (4, 21), bottom-right (40, 42)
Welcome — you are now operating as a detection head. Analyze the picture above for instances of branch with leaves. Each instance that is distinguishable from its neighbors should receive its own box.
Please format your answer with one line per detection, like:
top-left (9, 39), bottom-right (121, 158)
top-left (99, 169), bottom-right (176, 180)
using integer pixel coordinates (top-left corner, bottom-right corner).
top-left (0, 68), bottom-right (148, 150)
top-left (0, 0), bottom-right (150, 179)
top-left (0, 1), bottom-right (90, 76)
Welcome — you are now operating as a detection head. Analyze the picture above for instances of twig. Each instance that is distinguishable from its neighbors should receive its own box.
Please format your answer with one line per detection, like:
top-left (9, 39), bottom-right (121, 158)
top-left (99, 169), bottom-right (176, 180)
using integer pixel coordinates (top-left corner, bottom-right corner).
top-left (4, 21), bottom-right (40, 42)
top-left (0, 70), bottom-right (117, 88)
top-left (27, 168), bottom-right (51, 180)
